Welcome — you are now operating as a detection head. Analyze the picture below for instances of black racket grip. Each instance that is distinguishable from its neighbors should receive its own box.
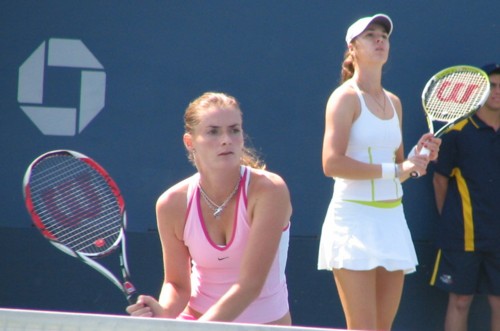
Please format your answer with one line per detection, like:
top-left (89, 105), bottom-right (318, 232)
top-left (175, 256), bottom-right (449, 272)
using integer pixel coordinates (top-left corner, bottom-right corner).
top-left (410, 171), bottom-right (420, 178)
top-left (123, 280), bottom-right (139, 305)
top-left (127, 291), bottom-right (139, 305)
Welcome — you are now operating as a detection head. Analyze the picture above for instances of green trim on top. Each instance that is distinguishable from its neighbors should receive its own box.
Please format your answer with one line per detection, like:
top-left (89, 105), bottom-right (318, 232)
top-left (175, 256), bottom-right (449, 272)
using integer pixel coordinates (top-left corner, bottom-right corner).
top-left (344, 198), bottom-right (402, 208)
top-left (368, 147), bottom-right (375, 200)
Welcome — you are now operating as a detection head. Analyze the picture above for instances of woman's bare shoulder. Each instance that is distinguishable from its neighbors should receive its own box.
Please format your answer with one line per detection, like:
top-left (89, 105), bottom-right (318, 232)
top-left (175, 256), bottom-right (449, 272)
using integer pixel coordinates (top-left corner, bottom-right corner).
top-left (249, 168), bottom-right (287, 190)
top-left (326, 83), bottom-right (359, 114)
top-left (156, 177), bottom-right (192, 219)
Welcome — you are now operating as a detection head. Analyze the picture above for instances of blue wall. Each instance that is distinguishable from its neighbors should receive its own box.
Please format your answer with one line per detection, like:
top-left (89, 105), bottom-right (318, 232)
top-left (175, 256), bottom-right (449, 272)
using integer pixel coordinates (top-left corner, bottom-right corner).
top-left (1, 1), bottom-right (499, 330)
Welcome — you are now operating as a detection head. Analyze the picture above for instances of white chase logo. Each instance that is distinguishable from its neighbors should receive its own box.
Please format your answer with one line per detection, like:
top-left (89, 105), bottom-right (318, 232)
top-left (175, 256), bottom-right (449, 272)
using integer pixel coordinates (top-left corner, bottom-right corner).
top-left (18, 38), bottom-right (106, 136)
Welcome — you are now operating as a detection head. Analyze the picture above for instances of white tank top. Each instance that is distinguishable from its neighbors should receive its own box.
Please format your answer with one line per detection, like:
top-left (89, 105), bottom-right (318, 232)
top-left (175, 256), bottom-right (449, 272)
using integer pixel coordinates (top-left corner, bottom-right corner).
top-left (333, 81), bottom-right (403, 201)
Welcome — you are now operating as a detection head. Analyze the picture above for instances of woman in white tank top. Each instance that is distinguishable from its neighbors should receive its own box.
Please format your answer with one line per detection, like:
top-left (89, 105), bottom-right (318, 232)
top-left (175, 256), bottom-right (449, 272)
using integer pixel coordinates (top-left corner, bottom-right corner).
top-left (318, 14), bottom-right (441, 331)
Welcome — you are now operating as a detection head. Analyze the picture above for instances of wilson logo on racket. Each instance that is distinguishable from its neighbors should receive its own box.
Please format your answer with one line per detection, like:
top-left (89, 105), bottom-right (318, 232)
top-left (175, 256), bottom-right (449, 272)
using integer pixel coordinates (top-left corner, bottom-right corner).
top-left (437, 82), bottom-right (480, 104)
top-left (41, 172), bottom-right (103, 228)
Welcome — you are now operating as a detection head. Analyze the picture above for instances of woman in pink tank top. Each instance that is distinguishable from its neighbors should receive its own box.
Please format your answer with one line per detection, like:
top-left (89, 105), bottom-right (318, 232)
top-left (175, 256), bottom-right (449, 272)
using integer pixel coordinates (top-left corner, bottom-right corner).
top-left (126, 92), bottom-right (292, 325)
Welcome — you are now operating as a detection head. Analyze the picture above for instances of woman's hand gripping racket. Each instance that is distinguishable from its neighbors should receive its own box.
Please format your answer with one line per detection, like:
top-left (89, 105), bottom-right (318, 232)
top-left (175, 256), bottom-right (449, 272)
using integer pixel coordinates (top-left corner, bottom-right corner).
top-left (23, 150), bottom-right (138, 304)
top-left (411, 65), bottom-right (490, 177)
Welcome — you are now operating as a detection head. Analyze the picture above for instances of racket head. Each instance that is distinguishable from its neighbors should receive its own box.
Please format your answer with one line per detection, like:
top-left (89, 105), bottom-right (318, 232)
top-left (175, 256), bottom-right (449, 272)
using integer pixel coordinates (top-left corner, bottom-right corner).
top-left (421, 65), bottom-right (490, 136)
top-left (23, 150), bottom-right (126, 258)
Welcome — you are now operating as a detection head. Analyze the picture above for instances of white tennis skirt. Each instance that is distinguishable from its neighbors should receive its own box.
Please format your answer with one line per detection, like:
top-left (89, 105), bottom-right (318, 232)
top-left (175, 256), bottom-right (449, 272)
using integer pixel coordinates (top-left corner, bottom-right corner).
top-left (318, 199), bottom-right (418, 274)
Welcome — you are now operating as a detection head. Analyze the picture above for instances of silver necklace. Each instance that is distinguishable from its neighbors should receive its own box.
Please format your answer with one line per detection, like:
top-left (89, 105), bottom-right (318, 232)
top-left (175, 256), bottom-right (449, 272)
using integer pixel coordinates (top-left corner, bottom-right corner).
top-left (199, 177), bottom-right (240, 218)
top-left (367, 91), bottom-right (387, 113)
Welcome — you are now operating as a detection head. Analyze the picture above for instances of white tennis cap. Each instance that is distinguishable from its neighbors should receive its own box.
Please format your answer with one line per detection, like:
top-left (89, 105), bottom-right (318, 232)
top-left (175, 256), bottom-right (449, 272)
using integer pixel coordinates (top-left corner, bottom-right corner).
top-left (345, 13), bottom-right (393, 45)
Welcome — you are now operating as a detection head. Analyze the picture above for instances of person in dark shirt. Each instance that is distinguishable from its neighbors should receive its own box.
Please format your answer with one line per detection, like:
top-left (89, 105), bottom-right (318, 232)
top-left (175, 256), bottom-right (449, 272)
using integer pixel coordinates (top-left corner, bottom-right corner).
top-left (430, 63), bottom-right (500, 331)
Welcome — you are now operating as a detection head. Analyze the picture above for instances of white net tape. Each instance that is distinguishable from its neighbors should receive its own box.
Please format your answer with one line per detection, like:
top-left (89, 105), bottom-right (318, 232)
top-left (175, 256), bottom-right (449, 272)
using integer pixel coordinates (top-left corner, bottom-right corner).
top-left (0, 309), bottom-right (340, 331)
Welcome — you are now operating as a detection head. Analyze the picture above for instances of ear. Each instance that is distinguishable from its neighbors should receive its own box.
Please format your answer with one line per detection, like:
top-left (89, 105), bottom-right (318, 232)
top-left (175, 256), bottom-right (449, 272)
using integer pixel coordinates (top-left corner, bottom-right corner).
top-left (183, 133), bottom-right (193, 150)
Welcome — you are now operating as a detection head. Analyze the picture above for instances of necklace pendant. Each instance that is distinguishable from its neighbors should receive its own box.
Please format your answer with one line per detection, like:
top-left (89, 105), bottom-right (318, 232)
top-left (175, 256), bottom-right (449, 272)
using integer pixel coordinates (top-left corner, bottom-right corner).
top-left (213, 207), bottom-right (223, 218)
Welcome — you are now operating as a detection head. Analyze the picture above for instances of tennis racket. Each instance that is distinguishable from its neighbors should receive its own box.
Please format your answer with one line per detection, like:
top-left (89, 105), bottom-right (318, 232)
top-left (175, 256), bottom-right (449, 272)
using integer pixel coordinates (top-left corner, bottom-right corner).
top-left (411, 65), bottom-right (490, 177)
top-left (23, 150), bottom-right (138, 304)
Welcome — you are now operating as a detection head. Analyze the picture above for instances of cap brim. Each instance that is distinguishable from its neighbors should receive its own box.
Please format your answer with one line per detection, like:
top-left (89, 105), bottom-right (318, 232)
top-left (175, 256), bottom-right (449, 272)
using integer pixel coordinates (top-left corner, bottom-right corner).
top-left (345, 13), bottom-right (393, 45)
top-left (371, 15), bottom-right (392, 34)
top-left (481, 63), bottom-right (500, 75)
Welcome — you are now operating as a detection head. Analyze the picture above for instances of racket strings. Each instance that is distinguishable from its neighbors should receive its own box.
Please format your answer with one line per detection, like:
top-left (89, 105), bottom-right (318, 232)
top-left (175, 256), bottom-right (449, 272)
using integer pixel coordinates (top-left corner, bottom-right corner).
top-left (425, 71), bottom-right (489, 121)
top-left (29, 156), bottom-right (122, 256)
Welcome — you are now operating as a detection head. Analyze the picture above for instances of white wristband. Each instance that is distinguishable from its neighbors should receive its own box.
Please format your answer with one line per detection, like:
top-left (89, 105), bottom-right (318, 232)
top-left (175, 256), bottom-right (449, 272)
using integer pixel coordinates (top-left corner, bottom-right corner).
top-left (407, 145), bottom-right (417, 158)
top-left (381, 163), bottom-right (396, 179)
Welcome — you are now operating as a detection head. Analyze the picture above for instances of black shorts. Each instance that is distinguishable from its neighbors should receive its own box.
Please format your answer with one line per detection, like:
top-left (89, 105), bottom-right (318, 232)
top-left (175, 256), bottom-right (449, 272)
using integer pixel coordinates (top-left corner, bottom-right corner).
top-left (430, 249), bottom-right (500, 295)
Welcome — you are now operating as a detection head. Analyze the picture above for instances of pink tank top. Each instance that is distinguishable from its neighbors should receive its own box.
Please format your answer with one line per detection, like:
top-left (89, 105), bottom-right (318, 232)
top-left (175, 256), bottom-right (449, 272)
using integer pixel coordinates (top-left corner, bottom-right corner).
top-left (183, 166), bottom-right (290, 323)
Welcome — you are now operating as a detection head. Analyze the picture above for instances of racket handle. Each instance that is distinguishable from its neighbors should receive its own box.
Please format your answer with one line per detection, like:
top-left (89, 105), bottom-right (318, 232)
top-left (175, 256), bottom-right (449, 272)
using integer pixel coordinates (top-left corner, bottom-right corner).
top-left (410, 146), bottom-right (431, 178)
top-left (127, 291), bottom-right (139, 305)
top-left (419, 146), bottom-right (431, 156)
top-left (123, 280), bottom-right (139, 304)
